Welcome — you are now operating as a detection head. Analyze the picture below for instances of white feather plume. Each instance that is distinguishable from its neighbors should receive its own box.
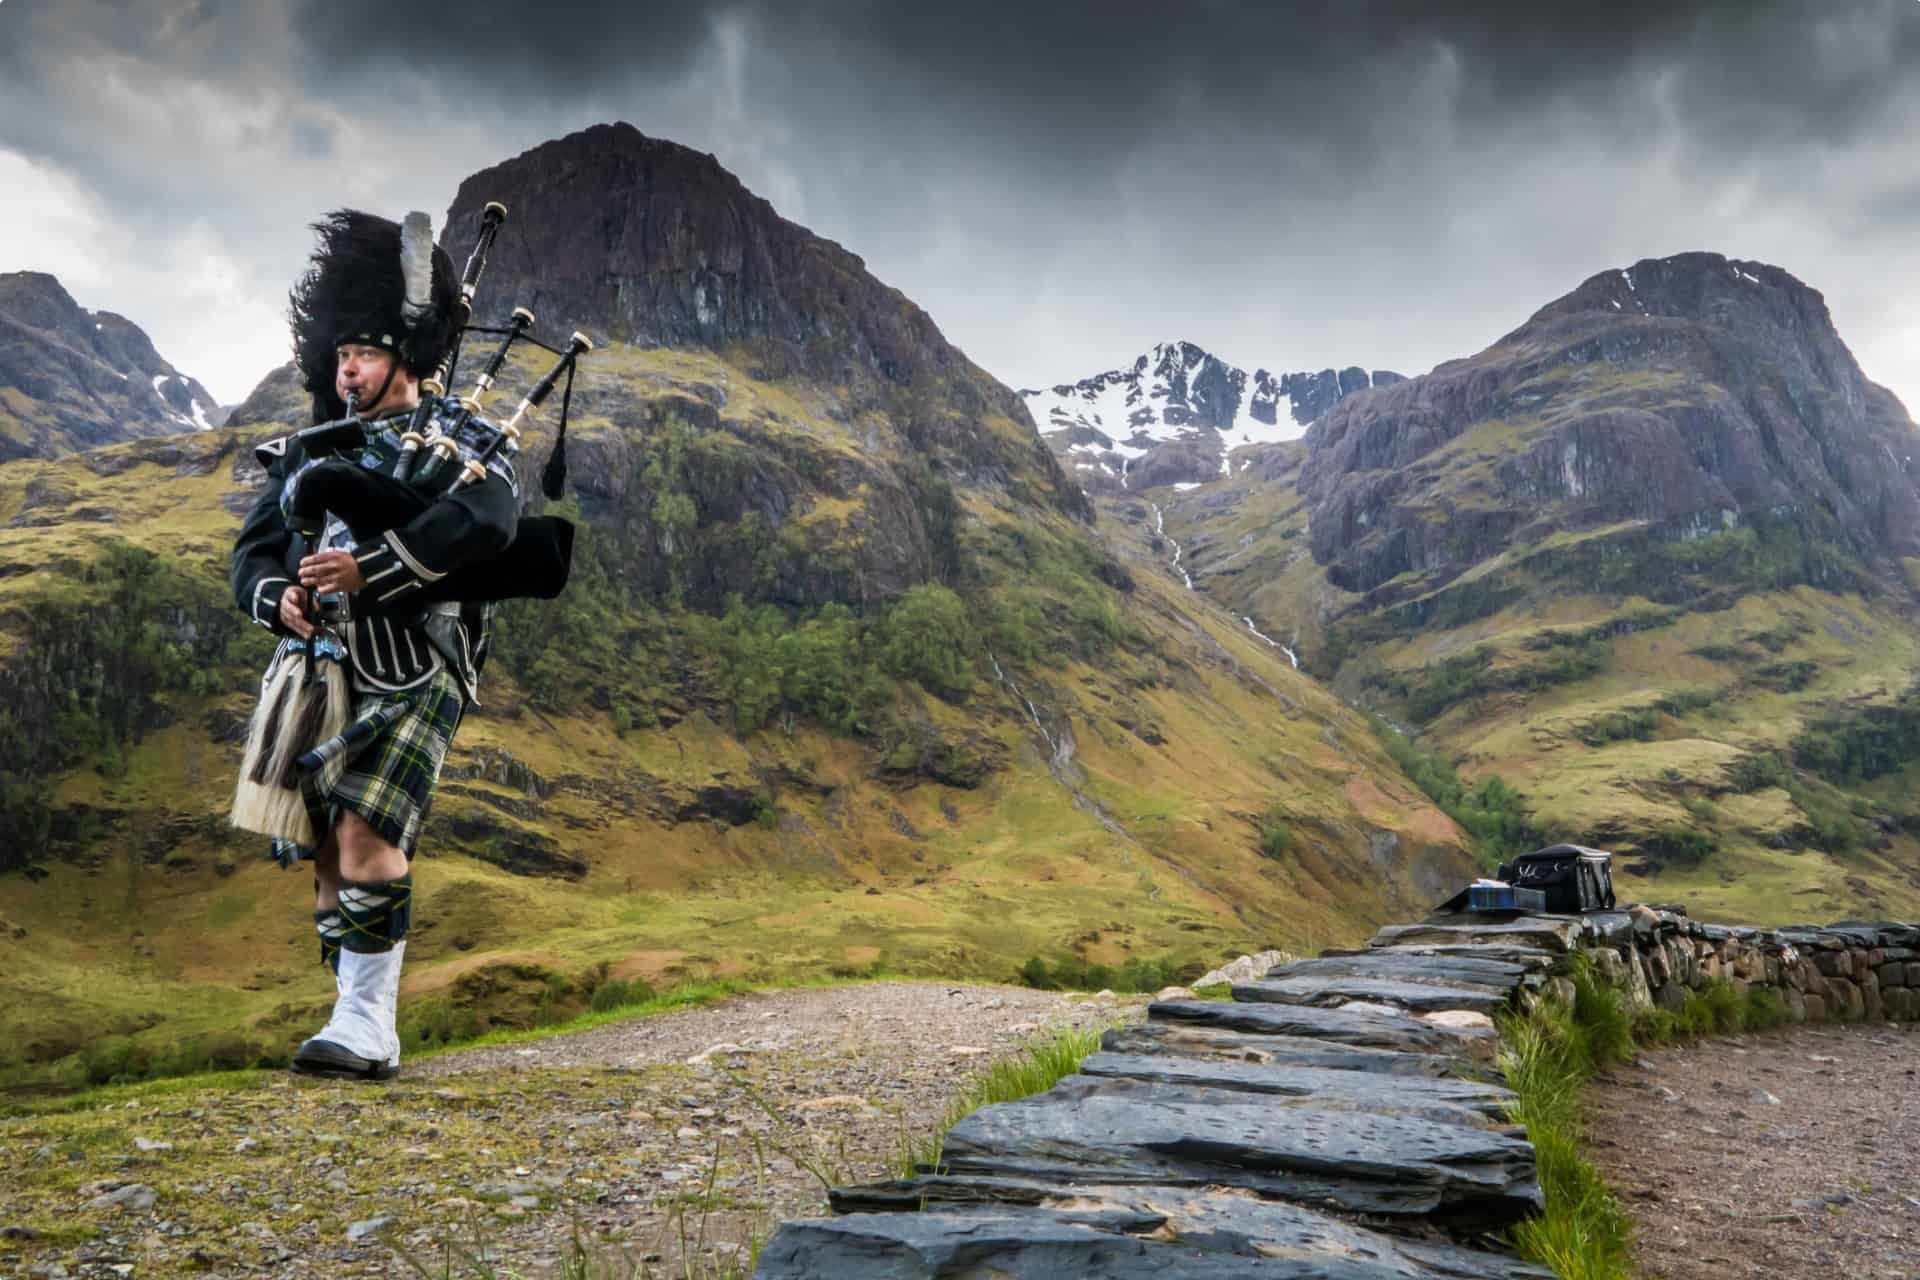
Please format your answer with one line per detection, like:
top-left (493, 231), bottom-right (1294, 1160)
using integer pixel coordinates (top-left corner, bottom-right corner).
top-left (399, 211), bottom-right (435, 328)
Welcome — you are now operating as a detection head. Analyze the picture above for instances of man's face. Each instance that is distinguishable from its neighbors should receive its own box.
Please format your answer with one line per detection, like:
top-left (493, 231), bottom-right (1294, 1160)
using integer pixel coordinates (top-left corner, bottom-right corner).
top-left (334, 343), bottom-right (412, 415)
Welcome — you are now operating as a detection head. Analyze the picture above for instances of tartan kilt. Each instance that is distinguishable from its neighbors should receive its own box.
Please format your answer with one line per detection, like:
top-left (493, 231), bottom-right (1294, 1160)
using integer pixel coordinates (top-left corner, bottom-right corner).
top-left (269, 665), bottom-right (465, 867)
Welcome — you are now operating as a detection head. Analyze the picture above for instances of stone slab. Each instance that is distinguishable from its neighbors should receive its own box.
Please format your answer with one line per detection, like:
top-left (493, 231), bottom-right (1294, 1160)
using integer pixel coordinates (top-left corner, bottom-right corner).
top-left (1101, 1023), bottom-right (1462, 1076)
top-left (1149, 998), bottom-right (1478, 1054)
top-left (1582, 911), bottom-right (1636, 944)
top-left (1267, 951), bottom-right (1534, 991)
top-left (936, 1076), bottom-right (1541, 1226)
top-left (1322, 943), bottom-right (1561, 973)
top-left (1233, 975), bottom-right (1512, 1015)
top-left (1052, 1074), bottom-right (1497, 1128)
top-left (805, 1180), bottom-right (1554, 1279)
top-left (1076, 1053), bottom-right (1515, 1120)
top-left (1372, 919), bottom-right (1579, 953)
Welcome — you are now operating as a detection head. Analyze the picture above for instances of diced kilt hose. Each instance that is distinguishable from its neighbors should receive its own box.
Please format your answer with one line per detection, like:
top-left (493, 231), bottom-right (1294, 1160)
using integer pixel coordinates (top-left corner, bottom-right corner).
top-left (270, 662), bottom-right (465, 868)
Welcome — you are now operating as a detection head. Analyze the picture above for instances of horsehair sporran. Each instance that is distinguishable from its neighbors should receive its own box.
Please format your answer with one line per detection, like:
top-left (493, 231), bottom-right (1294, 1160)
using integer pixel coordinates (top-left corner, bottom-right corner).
top-left (231, 646), bottom-right (348, 845)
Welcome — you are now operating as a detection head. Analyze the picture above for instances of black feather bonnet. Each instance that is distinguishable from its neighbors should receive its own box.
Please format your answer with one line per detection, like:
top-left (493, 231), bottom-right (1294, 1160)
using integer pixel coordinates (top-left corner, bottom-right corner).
top-left (289, 209), bottom-right (456, 422)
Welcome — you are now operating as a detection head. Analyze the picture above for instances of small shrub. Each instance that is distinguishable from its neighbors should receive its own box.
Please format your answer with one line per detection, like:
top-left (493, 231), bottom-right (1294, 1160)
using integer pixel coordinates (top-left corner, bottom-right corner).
top-left (1653, 687), bottom-right (1718, 717)
top-left (1750, 660), bottom-right (1817, 693)
top-left (1640, 824), bottom-right (1715, 867)
top-left (1578, 707), bottom-right (1659, 747)
top-left (1743, 987), bottom-right (1790, 1032)
top-left (1256, 808), bottom-right (1292, 860)
top-left (1726, 751), bottom-right (1791, 793)
top-left (1632, 1008), bottom-right (1680, 1045)
top-left (588, 977), bottom-right (657, 1014)
top-left (1695, 978), bottom-right (1744, 1034)
top-left (1016, 953), bottom-right (1186, 994)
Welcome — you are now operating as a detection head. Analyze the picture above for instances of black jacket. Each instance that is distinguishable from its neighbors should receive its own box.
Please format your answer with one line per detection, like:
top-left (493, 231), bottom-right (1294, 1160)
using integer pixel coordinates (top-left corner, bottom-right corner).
top-left (230, 413), bottom-right (517, 696)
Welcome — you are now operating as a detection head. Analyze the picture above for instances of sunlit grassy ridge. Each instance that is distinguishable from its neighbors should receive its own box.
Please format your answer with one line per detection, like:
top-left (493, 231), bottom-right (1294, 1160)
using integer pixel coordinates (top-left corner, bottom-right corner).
top-left (0, 344), bottom-right (1477, 1091)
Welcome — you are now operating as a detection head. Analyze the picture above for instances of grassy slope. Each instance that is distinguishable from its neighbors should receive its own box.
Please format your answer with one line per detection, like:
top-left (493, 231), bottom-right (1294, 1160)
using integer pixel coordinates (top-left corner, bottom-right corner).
top-left (0, 345), bottom-right (1476, 1087)
top-left (1147, 364), bottom-right (1920, 926)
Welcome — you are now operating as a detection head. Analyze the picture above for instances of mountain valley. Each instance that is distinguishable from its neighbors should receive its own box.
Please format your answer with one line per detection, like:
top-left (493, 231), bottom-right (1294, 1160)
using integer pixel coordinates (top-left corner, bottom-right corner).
top-left (0, 125), bottom-right (1474, 1090)
top-left (1084, 255), bottom-right (1920, 924)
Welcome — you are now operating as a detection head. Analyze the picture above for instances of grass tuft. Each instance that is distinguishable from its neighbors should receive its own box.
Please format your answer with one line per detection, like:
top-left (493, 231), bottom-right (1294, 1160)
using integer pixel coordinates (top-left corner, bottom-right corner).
top-left (897, 1022), bottom-right (1105, 1175)
top-left (1497, 957), bottom-right (1636, 1280)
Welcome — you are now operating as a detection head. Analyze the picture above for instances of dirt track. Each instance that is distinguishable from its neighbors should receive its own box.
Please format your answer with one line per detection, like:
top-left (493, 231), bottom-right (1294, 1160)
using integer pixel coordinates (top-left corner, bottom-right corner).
top-left (1584, 1022), bottom-right (1920, 1280)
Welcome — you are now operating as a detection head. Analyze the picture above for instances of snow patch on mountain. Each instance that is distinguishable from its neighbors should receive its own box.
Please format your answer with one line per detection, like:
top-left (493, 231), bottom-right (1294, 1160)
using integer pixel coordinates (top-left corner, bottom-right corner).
top-left (1025, 340), bottom-right (1399, 491)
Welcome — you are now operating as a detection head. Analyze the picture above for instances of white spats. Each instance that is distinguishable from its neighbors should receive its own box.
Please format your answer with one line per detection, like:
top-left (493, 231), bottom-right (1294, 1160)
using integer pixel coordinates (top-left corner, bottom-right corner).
top-left (313, 943), bottom-right (406, 1069)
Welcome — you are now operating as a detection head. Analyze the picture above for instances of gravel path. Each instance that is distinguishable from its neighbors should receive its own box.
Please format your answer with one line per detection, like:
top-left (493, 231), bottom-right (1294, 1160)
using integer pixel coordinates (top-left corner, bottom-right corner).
top-left (0, 981), bottom-right (1144, 1279)
top-left (1583, 1022), bottom-right (1920, 1280)
top-left (418, 980), bottom-right (1131, 1080)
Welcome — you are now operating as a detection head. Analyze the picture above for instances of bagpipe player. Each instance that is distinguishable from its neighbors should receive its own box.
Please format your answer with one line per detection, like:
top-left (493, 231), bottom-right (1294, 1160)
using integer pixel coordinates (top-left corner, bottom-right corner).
top-left (227, 209), bottom-right (522, 1081)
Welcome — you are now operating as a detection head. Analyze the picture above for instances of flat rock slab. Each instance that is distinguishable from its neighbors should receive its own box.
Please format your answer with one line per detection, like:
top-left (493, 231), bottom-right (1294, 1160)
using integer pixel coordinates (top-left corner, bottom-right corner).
top-left (1102, 1023), bottom-right (1461, 1077)
top-left (1149, 998), bottom-right (1476, 1054)
top-left (1371, 920), bottom-right (1578, 954)
top-left (1233, 975), bottom-right (1513, 1015)
top-left (753, 1207), bottom-right (1552, 1280)
top-left (1267, 951), bottom-right (1534, 991)
top-left (800, 1182), bottom-right (1553, 1280)
top-left (936, 1076), bottom-right (1540, 1226)
top-left (1322, 944), bottom-right (1561, 972)
top-left (1076, 1052), bottom-right (1515, 1120)
top-left (1049, 1070), bottom-right (1495, 1130)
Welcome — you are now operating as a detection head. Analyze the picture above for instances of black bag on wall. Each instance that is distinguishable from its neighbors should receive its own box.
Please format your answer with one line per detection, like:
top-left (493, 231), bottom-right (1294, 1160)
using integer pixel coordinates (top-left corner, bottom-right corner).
top-left (1495, 845), bottom-right (1615, 914)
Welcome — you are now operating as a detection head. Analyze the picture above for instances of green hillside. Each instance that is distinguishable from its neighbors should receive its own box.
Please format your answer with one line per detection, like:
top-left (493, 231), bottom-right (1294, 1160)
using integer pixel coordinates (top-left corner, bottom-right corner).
top-left (0, 341), bottom-right (1478, 1092)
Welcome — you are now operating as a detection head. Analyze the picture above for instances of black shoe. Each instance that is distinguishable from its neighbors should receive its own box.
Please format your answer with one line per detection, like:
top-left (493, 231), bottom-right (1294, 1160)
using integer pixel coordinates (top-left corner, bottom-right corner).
top-left (290, 1037), bottom-right (399, 1081)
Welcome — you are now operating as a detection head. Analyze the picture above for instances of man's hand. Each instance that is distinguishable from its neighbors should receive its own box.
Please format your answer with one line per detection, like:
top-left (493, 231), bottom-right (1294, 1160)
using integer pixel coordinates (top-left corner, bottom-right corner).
top-left (278, 584), bottom-right (315, 639)
top-left (299, 549), bottom-right (366, 595)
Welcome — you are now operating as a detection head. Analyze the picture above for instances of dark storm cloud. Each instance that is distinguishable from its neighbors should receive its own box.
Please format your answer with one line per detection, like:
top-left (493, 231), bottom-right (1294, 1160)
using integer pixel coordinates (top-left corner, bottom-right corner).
top-left (286, 0), bottom-right (722, 94)
top-left (4, 0), bottom-right (1919, 409)
top-left (279, 0), bottom-right (1920, 171)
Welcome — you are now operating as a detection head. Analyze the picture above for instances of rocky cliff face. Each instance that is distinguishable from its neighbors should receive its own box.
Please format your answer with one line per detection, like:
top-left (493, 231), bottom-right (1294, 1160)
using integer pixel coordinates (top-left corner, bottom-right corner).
top-left (1299, 253), bottom-right (1920, 596)
top-left (1027, 341), bottom-right (1400, 494)
top-left (0, 273), bottom-right (223, 461)
top-left (437, 122), bottom-right (1086, 525)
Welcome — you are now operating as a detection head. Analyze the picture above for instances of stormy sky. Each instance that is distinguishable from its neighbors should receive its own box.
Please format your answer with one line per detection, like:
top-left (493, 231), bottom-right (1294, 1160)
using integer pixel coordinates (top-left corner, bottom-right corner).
top-left (4, 0), bottom-right (1920, 416)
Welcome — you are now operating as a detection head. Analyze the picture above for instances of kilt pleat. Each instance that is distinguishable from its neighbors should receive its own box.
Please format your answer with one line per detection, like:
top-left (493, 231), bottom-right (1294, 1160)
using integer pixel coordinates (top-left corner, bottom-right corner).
top-left (269, 666), bottom-right (464, 867)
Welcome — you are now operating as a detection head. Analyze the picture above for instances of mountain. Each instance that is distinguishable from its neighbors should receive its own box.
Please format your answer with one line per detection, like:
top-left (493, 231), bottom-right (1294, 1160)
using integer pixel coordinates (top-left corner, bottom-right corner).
top-left (1025, 340), bottom-right (1401, 493)
top-left (0, 124), bottom-right (1476, 1090)
top-left (1145, 251), bottom-right (1920, 922)
top-left (0, 272), bottom-right (223, 461)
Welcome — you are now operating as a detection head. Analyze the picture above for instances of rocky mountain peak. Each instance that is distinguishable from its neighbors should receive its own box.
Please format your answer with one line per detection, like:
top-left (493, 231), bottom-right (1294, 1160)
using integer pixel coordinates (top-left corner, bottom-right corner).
top-left (1300, 251), bottom-right (1920, 597)
top-left (436, 121), bottom-right (1085, 519)
top-left (0, 271), bottom-right (223, 461)
top-left (441, 124), bottom-right (971, 397)
top-left (1027, 339), bottom-right (1401, 494)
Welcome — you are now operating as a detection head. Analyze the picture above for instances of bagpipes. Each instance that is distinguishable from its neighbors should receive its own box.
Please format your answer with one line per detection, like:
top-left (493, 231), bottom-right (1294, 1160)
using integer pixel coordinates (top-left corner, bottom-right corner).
top-left (281, 202), bottom-right (590, 602)
top-left (231, 202), bottom-right (591, 846)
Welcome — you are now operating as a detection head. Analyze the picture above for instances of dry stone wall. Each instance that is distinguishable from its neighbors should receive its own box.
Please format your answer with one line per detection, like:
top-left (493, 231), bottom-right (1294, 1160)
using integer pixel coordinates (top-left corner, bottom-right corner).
top-left (1576, 906), bottom-right (1920, 1025)
top-left (750, 906), bottom-right (1920, 1277)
